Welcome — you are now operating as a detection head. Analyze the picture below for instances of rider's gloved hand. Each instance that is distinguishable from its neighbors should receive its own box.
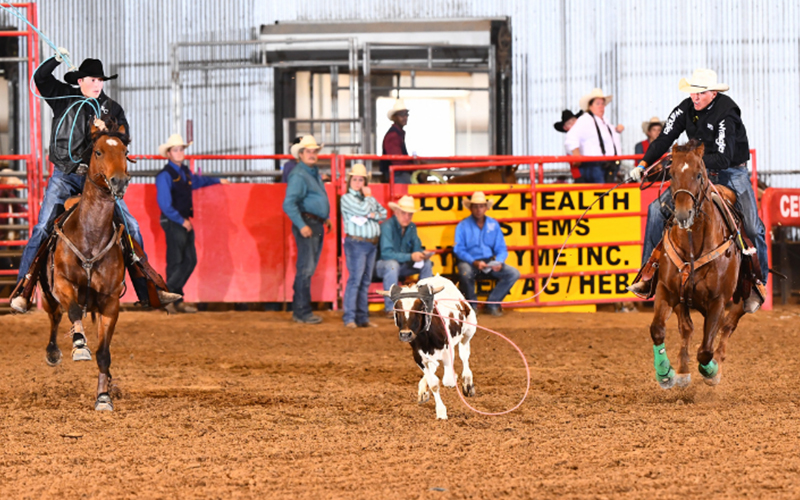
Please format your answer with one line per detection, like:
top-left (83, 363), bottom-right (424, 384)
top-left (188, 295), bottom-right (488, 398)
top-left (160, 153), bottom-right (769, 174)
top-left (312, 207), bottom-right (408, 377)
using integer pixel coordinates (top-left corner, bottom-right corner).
top-left (54, 47), bottom-right (70, 63)
top-left (628, 161), bottom-right (647, 182)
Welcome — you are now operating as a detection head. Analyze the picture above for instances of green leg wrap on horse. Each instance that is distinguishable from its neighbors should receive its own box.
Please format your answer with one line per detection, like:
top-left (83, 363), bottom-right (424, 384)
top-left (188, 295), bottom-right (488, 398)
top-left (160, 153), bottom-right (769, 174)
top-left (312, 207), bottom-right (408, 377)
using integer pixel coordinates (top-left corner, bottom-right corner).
top-left (653, 343), bottom-right (675, 381)
top-left (699, 359), bottom-right (719, 379)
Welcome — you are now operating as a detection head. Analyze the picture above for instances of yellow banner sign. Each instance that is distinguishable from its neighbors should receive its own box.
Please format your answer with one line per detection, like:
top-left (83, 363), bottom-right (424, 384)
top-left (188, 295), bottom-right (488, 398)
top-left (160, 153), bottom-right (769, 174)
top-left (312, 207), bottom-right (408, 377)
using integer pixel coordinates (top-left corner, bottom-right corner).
top-left (408, 183), bottom-right (642, 304)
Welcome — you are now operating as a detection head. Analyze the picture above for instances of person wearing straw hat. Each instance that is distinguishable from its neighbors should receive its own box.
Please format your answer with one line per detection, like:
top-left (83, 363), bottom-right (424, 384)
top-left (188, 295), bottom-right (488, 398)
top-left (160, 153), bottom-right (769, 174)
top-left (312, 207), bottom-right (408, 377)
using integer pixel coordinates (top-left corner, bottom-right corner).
top-left (380, 99), bottom-right (414, 184)
top-left (341, 164), bottom-right (387, 328)
top-left (454, 192), bottom-right (520, 317)
top-left (156, 134), bottom-right (229, 314)
top-left (283, 135), bottom-right (330, 324)
top-left (628, 69), bottom-right (767, 313)
top-left (635, 117), bottom-right (664, 156)
top-left (564, 88), bottom-right (624, 184)
top-left (375, 195), bottom-right (434, 316)
top-left (10, 50), bottom-right (181, 313)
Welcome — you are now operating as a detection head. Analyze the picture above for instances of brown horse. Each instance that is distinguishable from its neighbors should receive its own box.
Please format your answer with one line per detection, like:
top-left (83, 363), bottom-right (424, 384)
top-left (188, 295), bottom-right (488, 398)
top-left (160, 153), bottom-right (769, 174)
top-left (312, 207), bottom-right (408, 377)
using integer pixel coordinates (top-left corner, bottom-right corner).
top-left (39, 122), bottom-right (131, 411)
top-left (649, 140), bottom-right (747, 389)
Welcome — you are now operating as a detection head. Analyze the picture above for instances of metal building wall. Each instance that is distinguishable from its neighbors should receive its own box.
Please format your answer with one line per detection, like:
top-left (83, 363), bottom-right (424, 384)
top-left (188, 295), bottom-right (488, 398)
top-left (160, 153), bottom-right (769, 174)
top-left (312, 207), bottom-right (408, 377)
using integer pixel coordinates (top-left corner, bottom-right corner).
top-left (20, 0), bottom-right (800, 186)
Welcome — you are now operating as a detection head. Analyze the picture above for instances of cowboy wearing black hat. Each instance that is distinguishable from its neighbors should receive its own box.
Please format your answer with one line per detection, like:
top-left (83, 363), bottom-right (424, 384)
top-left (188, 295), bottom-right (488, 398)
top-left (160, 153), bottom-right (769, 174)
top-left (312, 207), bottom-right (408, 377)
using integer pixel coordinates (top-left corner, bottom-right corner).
top-left (10, 49), bottom-right (180, 313)
top-left (553, 109), bottom-right (583, 133)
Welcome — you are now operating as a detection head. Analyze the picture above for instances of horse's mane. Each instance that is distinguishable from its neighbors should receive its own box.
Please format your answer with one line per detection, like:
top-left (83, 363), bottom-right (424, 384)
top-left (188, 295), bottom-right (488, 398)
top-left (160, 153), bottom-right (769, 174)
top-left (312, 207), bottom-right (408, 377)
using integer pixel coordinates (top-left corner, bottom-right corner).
top-left (89, 119), bottom-right (131, 148)
top-left (674, 139), bottom-right (702, 154)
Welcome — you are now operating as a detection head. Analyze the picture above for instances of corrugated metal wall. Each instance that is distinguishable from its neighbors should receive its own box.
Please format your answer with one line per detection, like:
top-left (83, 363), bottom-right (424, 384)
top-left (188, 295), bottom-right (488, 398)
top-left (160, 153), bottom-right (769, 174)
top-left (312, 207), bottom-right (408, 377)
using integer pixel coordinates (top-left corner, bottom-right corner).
top-left (11, 0), bottom-right (800, 186)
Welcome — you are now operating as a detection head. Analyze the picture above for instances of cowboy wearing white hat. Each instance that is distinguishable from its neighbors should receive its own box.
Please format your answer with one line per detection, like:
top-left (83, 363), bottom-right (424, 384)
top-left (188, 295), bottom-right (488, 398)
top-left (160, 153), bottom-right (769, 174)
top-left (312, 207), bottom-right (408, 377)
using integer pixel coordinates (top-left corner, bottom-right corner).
top-left (635, 117), bottom-right (664, 156)
top-left (283, 134), bottom-right (331, 324)
top-left (341, 163), bottom-right (387, 328)
top-left (375, 195), bottom-right (433, 316)
top-left (156, 133), bottom-right (228, 314)
top-left (380, 99), bottom-right (414, 184)
top-left (454, 192), bottom-right (520, 317)
top-left (628, 68), bottom-right (767, 313)
top-left (564, 88), bottom-right (625, 184)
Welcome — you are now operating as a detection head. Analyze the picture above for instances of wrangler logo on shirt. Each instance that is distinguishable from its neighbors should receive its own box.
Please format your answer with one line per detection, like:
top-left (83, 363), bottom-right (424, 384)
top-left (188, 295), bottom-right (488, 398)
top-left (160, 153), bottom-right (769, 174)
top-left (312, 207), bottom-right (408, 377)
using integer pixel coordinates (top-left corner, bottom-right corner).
top-left (664, 108), bottom-right (683, 134)
top-left (716, 121), bottom-right (726, 153)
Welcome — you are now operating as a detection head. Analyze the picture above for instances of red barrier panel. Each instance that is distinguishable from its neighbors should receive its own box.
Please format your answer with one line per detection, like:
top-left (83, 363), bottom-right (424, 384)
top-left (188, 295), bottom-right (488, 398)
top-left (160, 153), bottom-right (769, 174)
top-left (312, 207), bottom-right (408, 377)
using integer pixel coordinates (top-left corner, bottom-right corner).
top-left (122, 183), bottom-right (339, 304)
top-left (759, 188), bottom-right (800, 311)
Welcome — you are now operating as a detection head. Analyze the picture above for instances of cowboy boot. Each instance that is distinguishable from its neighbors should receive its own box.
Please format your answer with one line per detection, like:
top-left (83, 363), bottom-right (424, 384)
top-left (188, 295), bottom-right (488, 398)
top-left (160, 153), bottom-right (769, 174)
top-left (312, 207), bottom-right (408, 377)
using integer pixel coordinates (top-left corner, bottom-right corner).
top-left (627, 241), bottom-right (664, 299)
top-left (744, 280), bottom-right (767, 314)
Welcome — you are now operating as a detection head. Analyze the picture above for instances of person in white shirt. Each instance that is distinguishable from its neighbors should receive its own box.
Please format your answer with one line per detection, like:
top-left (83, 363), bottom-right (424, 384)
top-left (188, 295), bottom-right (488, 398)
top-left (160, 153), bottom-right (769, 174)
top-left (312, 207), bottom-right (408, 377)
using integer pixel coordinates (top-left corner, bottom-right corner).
top-left (564, 88), bottom-right (624, 183)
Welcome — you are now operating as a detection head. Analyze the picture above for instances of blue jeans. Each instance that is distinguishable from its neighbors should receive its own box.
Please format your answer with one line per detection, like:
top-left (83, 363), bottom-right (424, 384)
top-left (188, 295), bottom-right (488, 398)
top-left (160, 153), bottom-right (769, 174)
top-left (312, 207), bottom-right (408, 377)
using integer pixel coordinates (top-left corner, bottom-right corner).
top-left (579, 162), bottom-right (606, 184)
top-left (291, 221), bottom-right (324, 319)
top-left (456, 261), bottom-right (521, 311)
top-left (642, 165), bottom-right (768, 279)
top-left (342, 237), bottom-right (377, 324)
top-left (18, 169), bottom-right (146, 283)
top-left (375, 258), bottom-right (433, 311)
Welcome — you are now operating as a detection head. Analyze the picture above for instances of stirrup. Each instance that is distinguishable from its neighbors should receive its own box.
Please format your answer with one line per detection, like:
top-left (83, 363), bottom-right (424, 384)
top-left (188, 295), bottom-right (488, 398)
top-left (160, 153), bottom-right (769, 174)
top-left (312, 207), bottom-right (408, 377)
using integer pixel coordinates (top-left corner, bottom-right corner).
top-left (10, 295), bottom-right (28, 314)
top-left (744, 281), bottom-right (766, 314)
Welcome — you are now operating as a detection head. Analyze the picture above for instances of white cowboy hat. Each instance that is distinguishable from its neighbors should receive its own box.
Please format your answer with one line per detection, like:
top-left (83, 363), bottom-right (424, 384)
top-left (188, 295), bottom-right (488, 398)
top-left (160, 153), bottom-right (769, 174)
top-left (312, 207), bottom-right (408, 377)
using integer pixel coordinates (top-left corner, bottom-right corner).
top-left (463, 191), bottom-right (494, 210)
top-left (678, 69), bottom-right (729, 93)
top-left (158, 133), bottom-right (192, 158)
top-left (290, 135), bottom-right (324, 159)
top-left (641, 116), bottom-right (664, 135)
top-left (387, 99), bottom-right (409, 120)
top-left (388, 195), bottom-right (417, 214)
top-left (579, 88), bottom-right (613, 112)
top-left (347, 163), bottom-right (371, 181)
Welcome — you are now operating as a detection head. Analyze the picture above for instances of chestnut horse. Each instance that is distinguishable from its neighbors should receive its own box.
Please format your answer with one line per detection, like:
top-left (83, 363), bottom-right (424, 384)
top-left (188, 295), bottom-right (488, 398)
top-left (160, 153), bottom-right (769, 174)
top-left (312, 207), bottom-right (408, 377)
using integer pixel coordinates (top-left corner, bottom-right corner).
top-left (39, 122), bottom-right (131, 411)
top-left (649, 140), bottom-right (747, 389)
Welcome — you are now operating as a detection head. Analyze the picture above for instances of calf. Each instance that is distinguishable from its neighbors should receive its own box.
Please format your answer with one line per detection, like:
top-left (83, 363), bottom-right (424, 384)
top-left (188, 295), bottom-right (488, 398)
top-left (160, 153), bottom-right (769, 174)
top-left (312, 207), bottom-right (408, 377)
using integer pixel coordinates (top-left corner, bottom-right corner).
top-left (378, 275), bottom-right (478, 419)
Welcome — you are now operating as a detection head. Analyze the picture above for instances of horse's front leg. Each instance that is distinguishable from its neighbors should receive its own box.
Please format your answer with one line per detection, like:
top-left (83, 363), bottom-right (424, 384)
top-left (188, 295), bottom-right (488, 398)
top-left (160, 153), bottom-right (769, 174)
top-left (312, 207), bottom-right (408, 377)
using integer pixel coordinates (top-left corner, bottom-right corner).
top-left (698, 298), bottom-right (726, 385)
top-left (40, 284), bottom-right (63, 367)
top-left (674, 303), bottom-right (694, 388)
top-left (52, 277), bottom-right (91, 361)
top-left (713, 300), bottom-right (746, 379)
top-left (94, 296), bottom-right (120, 411)
top-left (650, 293), bottom-right (676, 389)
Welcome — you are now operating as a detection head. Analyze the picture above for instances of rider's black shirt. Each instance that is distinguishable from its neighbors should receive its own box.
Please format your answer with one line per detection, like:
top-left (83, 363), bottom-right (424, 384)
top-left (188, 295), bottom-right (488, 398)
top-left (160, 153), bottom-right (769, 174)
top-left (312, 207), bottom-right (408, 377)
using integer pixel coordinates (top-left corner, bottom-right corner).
top-left (34, 57), bottom-right (129, 174)
top-left (642, 93), bottom-right (750, 171)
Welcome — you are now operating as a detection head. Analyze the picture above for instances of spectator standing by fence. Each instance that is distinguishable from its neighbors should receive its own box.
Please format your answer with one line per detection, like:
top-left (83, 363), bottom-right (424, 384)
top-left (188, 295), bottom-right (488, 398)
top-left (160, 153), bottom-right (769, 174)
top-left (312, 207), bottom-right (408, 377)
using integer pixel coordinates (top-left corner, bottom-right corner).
top-left (380, 99), bottom-right (414, 184)
top-left (156, 134), bottom-right (228, 314)
top-left (283, 135), bottom-right (330, 324)
top-left (554, 109), bottom-right (584, 182)
top-left (565, 88), bottom-right (624, 183)
top-left (341, 164), bottom-right (387, 328)
top-left (635, 117), bottom-right (663, 156)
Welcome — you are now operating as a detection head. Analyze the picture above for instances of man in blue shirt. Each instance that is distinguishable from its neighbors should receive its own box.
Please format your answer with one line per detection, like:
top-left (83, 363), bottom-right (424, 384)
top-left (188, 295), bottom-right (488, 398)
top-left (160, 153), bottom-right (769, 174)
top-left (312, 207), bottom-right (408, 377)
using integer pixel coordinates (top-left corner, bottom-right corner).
top-left (283, 135), bottom-right (331, 324)
top-left (375, 195), bottom-right (433, 316)
top-left (454, 191), bottom-right (520, 317)
top-left (156, 134), bottom-right (228, 314)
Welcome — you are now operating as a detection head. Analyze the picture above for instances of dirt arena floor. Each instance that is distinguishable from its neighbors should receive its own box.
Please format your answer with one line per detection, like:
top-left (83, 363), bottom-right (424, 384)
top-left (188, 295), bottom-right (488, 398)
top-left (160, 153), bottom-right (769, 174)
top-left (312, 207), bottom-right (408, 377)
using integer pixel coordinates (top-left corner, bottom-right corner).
top-left (1, 304), bottom-right (800, 499)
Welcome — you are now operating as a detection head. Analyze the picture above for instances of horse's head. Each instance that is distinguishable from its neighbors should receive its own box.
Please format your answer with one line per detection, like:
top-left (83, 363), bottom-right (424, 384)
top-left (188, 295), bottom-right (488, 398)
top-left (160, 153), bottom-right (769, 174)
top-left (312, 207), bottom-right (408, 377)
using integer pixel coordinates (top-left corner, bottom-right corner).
top-left (670, 140), bottom-right (708, 230)
top-left (87, 121), bottom-right (132, 199)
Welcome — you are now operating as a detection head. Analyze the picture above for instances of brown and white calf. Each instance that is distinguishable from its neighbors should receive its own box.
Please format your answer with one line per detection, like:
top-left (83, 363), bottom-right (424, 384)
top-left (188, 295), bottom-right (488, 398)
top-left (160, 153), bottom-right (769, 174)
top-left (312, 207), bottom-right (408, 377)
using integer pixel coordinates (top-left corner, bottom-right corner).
top-left (378, 275), bottom-right (477, 419)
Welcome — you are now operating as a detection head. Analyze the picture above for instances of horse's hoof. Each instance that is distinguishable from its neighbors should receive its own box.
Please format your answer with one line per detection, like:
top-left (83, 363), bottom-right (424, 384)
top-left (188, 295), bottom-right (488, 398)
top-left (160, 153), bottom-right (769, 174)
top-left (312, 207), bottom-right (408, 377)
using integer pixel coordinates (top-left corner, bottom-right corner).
top-left (675, 373), bottom-right (691, 388)
top-left (46, 349), bottom-right (62, 367)
top-left (95, 393), bottom-right (114, 411)
top-left (656, 368), bottom-right (676, 390)
top-left (72, 347), bottom-right (92, 361)
top-left (702, 373), bottom-right (721, 386)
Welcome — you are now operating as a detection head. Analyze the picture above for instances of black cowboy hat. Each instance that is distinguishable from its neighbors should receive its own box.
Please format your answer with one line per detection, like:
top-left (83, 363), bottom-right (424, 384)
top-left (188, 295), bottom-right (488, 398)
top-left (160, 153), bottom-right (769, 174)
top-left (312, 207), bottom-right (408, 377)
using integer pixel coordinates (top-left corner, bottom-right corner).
top-left (553, 109), bottom-right (584, 133)
top-left (65, 59), bottom-right (118, 85)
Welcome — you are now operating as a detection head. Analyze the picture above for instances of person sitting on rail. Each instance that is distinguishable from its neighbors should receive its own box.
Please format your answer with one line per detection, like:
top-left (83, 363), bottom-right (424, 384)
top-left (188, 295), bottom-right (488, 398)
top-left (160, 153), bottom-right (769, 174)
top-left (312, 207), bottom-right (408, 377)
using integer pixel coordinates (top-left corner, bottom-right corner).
top-left (156, 133), bottom-right (229, 314)
top-left (375, 195), bottom-right (433, 318)
top-left (628, 69), bottom-right (768, 313)
top-left (283, 135), bottom-right (331, 325)
top-left (454, 191), bottom-right (520, 317)
top-left (341, 163), bottom-right (387, 328)
top-left (10, 49), bottom-right (180, 313)
top-left (564, 88), bottom-right (625, 184)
